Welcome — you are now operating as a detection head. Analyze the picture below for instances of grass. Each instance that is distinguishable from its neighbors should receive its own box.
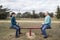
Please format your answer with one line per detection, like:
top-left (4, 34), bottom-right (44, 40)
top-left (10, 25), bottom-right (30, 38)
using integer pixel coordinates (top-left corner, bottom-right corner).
top-left (0, 22), bottom-right (60, 40)
top-left (0, 18), bottom-right (60, 21)
top-left (0, 23), bottom-right (15, 40)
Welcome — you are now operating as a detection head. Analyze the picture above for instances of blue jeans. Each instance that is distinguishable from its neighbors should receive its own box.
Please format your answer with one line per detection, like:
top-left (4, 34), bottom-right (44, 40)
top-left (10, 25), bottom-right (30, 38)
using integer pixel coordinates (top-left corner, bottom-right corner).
top-left (12, 25), bottom-right (20, 37)
top-left (41, 24), bottom-right (50, 37)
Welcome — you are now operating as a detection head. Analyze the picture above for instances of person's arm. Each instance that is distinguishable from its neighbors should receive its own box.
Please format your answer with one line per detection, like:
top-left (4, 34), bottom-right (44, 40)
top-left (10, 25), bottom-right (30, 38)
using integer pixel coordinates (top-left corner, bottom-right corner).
top-left (13, 17), bottom-right (17, 23)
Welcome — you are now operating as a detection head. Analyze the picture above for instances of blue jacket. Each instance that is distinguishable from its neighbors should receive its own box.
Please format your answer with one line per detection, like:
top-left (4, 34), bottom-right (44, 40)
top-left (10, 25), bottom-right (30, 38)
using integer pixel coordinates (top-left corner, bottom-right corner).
top-left (11, 16), bottom-right (16, 26)
top-left (44, 15), bottom-right (51, 26)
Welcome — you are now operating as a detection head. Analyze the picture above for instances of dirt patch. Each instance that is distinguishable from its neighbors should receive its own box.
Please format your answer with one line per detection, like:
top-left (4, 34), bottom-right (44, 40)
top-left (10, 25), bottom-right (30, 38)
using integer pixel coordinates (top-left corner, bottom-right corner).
top-left (4, 32), bottom-right (55, 40)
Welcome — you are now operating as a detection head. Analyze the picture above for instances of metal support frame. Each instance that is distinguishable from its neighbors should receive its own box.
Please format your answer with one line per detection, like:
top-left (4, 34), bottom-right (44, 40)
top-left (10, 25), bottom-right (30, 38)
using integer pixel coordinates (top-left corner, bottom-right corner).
top-left (20, 28), bottom-right (41, 36)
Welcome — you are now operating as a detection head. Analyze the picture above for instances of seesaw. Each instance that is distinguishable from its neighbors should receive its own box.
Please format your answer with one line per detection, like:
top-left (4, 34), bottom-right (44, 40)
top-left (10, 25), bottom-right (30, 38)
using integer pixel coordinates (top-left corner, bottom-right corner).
top-left (20, 27), bottom-right (41, 39)
top-left (20, 27), bottom-right (41, 36)
top-left (10, 25), bottom-right (51, 39)
top-left (10, 25), bottom-right (41, 39)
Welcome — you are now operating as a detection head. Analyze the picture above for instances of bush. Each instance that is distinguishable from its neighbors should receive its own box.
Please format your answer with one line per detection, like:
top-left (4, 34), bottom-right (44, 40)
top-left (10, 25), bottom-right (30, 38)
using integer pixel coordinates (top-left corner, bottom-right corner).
top-left (0, 5), bottom-right (10, 19)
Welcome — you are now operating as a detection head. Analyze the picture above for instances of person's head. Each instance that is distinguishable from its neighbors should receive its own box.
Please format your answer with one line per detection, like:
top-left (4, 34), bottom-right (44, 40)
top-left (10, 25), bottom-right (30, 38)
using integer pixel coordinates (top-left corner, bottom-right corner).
top-left (44, 11), bottom-right (49, 16)
top-left (10, 12), bottom-right (16, 17)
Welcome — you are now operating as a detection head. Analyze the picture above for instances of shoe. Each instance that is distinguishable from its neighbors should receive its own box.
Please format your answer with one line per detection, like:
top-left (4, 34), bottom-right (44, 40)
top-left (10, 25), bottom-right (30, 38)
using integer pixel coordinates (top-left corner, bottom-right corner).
top-left (19, 32), bottom-right (22, 34)
top-left (43, 36), bottom-right (48, 39)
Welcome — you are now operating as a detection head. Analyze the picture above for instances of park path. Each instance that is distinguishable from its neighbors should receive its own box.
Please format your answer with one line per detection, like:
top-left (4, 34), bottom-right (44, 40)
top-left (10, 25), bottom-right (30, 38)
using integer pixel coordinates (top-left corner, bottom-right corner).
top-left (0, 20), bottom-right (60, 23)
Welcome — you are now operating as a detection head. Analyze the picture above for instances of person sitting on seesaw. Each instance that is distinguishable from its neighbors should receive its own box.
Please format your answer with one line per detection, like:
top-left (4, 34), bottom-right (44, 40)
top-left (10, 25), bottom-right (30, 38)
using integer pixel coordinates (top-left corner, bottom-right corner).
top-left (41, 11), bottom-right (51, 38)
top-left (10, 12), bottom-right (22, 38)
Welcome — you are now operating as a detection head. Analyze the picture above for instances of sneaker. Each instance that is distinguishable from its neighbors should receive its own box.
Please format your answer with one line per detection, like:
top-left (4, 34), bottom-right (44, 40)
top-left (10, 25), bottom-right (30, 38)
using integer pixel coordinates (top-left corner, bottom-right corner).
top-left (43, 36), bottom-right (48, 39)
top-left (19, 32), bottom-right (22, 34)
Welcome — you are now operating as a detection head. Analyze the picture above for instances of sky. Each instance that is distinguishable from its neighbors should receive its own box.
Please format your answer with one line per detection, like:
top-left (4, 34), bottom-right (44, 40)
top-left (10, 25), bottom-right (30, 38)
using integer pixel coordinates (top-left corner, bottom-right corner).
top-left (0, 0), bottom-right (60, 13)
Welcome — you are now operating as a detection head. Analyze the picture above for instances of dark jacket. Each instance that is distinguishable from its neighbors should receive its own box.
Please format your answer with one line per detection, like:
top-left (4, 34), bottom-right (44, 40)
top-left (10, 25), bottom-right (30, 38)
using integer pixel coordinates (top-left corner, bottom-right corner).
top-left (11, 16), bottom-right (16, 26)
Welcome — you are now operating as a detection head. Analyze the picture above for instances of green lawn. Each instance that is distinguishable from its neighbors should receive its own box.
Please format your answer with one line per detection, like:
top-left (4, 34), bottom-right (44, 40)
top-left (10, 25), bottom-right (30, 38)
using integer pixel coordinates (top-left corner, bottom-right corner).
top-left (0, 18), bottom-right (60, 21)
top-left (0, 22), bottom-right (60, 40)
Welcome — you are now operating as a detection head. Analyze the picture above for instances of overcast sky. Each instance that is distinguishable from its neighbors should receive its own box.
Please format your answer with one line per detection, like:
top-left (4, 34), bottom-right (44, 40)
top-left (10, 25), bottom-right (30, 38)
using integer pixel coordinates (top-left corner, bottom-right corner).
top-left (0, 0), bottom-right (60, 13)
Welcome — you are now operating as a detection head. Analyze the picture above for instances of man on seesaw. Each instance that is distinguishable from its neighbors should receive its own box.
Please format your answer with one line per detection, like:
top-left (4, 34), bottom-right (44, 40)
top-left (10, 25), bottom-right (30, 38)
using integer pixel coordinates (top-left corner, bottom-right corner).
top-left (41, 11), bottom-right (51, 38)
